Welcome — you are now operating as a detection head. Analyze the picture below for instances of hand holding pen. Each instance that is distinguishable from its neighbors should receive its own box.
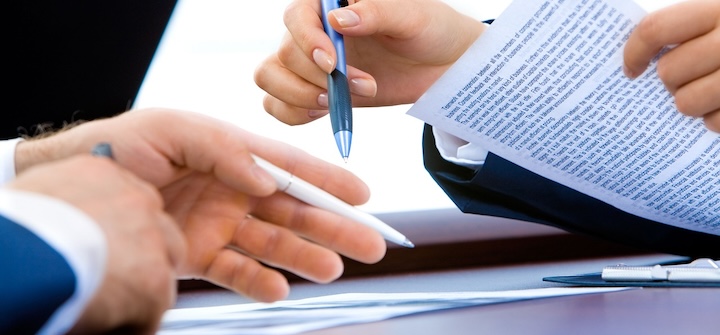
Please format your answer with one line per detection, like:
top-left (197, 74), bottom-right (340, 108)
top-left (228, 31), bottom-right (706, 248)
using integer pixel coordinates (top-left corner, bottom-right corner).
top-left (91, 143), bottom-right (412, 247)
top-left (256, 0), bottom-right (482, 125)
top-left (253, 154), bottom-right (414, 248)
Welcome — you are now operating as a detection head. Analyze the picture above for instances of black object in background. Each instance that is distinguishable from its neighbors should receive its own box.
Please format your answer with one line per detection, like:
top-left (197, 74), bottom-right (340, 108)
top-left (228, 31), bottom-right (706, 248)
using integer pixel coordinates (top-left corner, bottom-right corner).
top-left (3, 1), bottom-right (177, 139)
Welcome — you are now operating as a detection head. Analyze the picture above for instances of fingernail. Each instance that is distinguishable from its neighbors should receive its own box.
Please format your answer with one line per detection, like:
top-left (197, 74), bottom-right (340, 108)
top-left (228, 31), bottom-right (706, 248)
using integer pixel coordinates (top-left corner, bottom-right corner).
top-left (313, 49), bottom-right (335, 74)
top-left (308, 109), bottom-right (328, 118)
top-left (317, 93), bottom-right (329, 107)
top-left (332, 9), bottom-right (360, 28)
top-left (350, 78), bottom-right (377, 97)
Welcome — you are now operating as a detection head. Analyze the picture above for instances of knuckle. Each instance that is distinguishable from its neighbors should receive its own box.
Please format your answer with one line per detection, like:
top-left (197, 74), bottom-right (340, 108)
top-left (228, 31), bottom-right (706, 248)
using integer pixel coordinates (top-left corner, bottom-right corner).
top-left (654, 60), bottom-right (676, 92)
top-left (704, 119), bottom-right (720, 133)
top-left (262, 94), bottom-right (277, 115)
top-left (252, 59), bottom-right (270, 88)
top-left (673, 93), bottom-right (696, 116)
top-left (282, 2), bottom-right (300, 26)
top-left (276, 39), bottom-right (296, 66)
top-left (260, 229), bottom-right (283, 259)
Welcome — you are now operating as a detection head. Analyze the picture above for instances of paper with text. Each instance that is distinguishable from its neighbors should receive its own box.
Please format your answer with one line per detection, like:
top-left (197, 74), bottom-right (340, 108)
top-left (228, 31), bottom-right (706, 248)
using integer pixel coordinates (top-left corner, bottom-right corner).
top-left (408, 0), bottom-right (719, 235)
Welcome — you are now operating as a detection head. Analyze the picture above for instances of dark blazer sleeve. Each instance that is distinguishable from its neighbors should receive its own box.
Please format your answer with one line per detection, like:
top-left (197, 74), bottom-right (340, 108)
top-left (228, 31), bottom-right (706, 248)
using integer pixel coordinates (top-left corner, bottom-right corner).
top-left (422, 124), bottom-right (720, 258)
top-left (0, 215), bottom-right (77, 334)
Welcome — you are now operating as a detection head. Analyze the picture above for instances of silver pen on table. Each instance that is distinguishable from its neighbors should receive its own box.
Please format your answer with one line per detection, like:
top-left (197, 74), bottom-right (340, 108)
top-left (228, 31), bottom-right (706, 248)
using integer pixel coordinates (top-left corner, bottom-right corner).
top-left (253, 155), bottom-right (414, 248)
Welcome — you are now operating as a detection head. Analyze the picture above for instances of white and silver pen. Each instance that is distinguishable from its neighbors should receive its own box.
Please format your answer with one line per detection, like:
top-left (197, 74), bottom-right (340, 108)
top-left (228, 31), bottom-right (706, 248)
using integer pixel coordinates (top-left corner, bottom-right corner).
top-left (252, 155), bottom-right (414, 248)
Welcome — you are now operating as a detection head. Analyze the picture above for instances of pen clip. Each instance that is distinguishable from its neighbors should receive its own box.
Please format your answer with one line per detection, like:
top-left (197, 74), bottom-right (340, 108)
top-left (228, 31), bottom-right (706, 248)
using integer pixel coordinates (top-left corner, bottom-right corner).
top-left (601, 259), bottom-right (720, 283)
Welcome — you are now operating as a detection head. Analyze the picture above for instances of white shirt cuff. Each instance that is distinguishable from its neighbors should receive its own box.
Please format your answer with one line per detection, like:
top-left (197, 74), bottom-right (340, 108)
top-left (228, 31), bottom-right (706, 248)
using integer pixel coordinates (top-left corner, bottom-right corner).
top-left (0, 138), bottom-right (23, 185)
top-left (0, 189), bottom-right (107, 335)
top-left (432, 127), bottom-right (488, 170)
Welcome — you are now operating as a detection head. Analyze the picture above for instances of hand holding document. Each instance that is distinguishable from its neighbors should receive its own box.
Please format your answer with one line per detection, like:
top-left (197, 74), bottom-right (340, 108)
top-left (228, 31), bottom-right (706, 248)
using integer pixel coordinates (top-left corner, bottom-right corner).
top-left (408, 0), bottom-right (720, 236)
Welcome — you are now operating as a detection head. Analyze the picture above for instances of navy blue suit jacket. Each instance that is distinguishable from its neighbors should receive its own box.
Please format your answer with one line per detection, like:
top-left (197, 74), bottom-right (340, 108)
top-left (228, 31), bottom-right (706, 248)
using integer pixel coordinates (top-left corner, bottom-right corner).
top-left (422, 124), bottom-right (720, 258)
top-left (0, 215), bottom-right (76, 334)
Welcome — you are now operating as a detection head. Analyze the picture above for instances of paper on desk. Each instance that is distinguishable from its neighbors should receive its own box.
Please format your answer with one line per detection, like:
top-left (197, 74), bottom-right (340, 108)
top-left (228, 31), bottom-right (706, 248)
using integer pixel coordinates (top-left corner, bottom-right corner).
top-left (408, 0), bottom-right (720, 235)
top-left (159, 287), bottom-right (630, 334)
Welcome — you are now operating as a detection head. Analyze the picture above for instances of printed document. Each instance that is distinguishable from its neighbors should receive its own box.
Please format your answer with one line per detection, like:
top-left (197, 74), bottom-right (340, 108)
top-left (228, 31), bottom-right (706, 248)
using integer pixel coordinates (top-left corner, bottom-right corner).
top-left (159, 287), bottom-right (629, 334)
top-left (408, 0), bottom-right (720, 235)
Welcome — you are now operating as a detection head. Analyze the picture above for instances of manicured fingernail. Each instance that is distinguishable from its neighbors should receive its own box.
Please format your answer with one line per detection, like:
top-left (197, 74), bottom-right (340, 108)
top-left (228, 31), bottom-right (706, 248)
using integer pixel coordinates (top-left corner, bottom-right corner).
top-left (313, 48), bottom-right (335, 74)
top-left (332, 9), bottom-right (360, 28)
top-left (308, 109), bottom-right (328, 119)
top-left (350, 78), bottom-right (377, 97)
top-left (317, 93), bottom-right (329, 107)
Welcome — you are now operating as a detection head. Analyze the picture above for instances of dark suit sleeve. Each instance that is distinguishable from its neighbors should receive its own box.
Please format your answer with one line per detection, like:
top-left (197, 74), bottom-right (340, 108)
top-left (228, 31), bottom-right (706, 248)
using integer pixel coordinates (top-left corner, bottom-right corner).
top-left (422, 124), bottom-right (720, 258)
top-left (0, 215), bottom-right (76, 334)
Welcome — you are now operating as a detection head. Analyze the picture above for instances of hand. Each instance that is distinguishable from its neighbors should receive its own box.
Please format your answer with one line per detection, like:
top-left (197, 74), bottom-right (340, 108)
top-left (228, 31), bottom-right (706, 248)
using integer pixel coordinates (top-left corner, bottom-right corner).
top-left (255, 0), bottom-right (485, 125)
top-left (8, 156), bottom-right (186, 334)
top-left (15, 108), bottom-right (387, 302)
top-left (624, 0), bottom-right (720, 132)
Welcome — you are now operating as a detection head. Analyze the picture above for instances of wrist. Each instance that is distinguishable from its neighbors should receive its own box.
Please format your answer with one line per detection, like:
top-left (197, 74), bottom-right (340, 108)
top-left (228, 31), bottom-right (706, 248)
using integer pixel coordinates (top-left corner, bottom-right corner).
top-left (15, 136), bottom-right (65, 175)
top-left (14, 117), bottom-right (98, 174)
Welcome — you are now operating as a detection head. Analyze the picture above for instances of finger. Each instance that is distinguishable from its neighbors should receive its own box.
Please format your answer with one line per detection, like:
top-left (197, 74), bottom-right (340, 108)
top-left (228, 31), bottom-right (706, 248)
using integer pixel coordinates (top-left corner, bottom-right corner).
top-left (674, 68), bottom-right (720, 118)
top-left (255, 43), bottom-right (375, 125)
top-left (252, 192), bottom-right (386, 264)
top-left (251, 146), bottom-right (371, 205)
top-left (204, 248), bottom-right (290, 302)
top-left (275, 34), bottom-right (379, 104)
top-left (704, 109), bottom-right (720, 133)
top-left (129, 111), bottom-right (278, 196)
top-left (624, 1), bottom-right (720, 78)
top-left (262, 94), bottom-right (328, 126)
top-left (328, 1), bottom-right (429, 39)
top-left (254, 51), bottom-right (329, 124)
top-left (229, 216), bottom-right (345, 283)
top-left (283, 0), bottom-right (338, 73)
top-left (276, 33), bottom-right (330, 90)
top-left (655, 29), bottom-right (720, 93)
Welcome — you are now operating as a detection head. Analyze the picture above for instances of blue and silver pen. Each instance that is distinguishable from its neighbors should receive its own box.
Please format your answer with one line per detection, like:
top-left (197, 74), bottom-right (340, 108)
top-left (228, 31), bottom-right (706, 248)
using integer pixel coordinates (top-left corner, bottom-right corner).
top-left (320, 0), bottom-right (353, 161)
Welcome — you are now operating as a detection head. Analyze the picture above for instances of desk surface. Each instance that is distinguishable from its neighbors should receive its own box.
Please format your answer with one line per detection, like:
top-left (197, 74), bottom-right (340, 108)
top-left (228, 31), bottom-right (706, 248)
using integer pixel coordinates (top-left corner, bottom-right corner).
top-left (305, 287), bottom-right (719, 335)
top-left (175, 253), bottom-right (719, 335)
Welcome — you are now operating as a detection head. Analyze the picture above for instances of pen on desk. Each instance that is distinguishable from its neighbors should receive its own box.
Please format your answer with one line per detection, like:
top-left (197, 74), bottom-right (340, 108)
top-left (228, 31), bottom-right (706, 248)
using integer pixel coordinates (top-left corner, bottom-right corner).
top-left (320, 0), bottom-right (353, 162)
top-left (253, 154), bottom-right (414, 248)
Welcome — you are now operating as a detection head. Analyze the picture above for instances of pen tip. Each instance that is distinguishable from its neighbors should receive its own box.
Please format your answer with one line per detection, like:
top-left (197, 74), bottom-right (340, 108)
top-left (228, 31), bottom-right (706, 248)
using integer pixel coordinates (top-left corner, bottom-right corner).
top-left (402, 239), bottom-right (415, 248)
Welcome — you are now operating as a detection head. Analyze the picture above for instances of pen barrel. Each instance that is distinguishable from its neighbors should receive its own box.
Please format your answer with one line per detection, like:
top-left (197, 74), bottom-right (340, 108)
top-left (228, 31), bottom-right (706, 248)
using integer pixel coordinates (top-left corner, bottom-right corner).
top-left (321, 0), bottom-right (353, 159)
top-left (320, 0), bottom-right (347, 73)
top-left (327, 70), bottom-right (353, 134)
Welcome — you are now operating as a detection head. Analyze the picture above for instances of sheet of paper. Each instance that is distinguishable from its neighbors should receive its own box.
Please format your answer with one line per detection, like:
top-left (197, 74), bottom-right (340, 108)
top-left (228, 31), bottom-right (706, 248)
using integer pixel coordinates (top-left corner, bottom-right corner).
top-left (408, 0), bottom-right (720, 235)
top-left (159, 287), bottom-right (630, 334)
